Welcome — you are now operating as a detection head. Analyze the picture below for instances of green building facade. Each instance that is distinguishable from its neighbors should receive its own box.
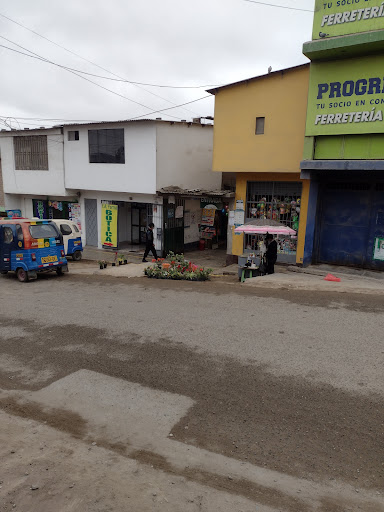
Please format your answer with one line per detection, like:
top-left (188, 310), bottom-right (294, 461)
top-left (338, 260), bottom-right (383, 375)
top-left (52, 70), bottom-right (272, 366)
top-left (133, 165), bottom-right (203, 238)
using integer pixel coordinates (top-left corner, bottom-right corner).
top-left (301, 0), bottom-right (384, 268)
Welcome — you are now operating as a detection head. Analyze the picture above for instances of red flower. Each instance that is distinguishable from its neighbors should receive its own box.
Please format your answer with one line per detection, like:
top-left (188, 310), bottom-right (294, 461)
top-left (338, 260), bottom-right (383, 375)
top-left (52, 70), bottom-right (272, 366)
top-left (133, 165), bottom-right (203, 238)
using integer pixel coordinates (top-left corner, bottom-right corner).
top-left (171, 261), bottom-right (175, 264)
top-left (152, 259), bottom-right (156, 262)
top-left (200, 268), bottom-right (203, 271)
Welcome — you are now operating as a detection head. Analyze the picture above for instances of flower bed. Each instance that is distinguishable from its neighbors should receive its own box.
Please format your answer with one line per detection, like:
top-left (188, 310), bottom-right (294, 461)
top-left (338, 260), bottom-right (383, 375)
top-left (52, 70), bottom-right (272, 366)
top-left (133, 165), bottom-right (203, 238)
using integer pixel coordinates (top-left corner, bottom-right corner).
top-left (144, 252), bottom-right (212, 281)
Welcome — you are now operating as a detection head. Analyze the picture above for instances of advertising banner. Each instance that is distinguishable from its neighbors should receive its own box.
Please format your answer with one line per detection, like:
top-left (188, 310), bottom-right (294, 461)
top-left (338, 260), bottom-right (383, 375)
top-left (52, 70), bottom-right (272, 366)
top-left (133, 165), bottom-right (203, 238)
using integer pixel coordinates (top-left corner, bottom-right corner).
top-left (6, 209), bottom-right (22, 219)
top-left (373, 237), bottom-right (384, 260)
top-left (313, 0), bottom-right (384, 40)
top-left (201, 208), bottom-right (216, 227)
top-left (101, 203), bottom-right (118, 249)
top-left (306, 55), bottom-right (384, 136)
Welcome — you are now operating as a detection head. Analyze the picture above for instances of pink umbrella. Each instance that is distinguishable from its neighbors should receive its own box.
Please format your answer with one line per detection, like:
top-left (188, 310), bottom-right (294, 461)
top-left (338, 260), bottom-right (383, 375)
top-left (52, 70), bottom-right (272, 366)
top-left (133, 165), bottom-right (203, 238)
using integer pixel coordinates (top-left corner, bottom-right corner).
top-left (234, 225), bottom-right (296, 235)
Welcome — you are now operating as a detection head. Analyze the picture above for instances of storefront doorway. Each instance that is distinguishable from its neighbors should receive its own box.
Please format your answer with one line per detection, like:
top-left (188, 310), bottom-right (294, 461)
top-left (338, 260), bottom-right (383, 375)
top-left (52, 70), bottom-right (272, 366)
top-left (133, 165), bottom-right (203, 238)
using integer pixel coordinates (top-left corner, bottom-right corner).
top-left (131, 203), bottom-right (152, 244)
top-left (245, 181), bottom-right (302, 263)
top-left (315, 181), bottom-right (384, 270)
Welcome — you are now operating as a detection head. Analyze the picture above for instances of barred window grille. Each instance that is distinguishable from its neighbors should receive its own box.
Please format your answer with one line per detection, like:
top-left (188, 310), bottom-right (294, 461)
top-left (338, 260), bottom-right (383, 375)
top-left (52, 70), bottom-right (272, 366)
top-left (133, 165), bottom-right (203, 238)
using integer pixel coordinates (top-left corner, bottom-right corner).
top-left (14, 136), bottom-right (48, 170)
top-left (89, 129), bottom-right (125, 164)
top-left (245, 181), bottom-right (302, 257)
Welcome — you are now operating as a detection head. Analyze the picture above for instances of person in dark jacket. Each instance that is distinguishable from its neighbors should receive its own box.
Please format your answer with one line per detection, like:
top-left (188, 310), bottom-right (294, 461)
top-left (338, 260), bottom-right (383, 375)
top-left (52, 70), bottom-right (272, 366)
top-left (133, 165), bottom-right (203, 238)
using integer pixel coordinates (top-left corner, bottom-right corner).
top-left (142, 223), bottom-right (158, 262)
top-left (265, 233), bottom-right (277, 274)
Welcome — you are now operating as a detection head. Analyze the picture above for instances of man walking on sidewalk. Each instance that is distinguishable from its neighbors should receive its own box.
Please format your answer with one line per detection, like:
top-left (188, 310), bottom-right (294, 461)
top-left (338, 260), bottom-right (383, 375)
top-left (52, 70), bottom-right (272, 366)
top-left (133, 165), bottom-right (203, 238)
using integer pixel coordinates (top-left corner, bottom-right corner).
top-left (142, 223), bottom-right (158, 262)
top-left (265, 233), bottom-right (277, 275)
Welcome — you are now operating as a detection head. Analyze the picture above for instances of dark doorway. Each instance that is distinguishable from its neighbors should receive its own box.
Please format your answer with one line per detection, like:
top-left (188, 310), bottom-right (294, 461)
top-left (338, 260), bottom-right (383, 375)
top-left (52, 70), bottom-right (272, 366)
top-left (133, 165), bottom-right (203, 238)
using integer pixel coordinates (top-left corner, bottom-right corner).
top-left (163, 197), bottom-right (184, 256)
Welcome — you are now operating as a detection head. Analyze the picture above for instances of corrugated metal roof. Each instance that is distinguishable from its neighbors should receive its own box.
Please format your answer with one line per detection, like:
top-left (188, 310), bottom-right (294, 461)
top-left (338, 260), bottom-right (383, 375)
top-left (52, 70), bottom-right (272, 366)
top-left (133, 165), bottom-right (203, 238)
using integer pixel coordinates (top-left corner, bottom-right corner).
top-left (60, 118), bottom-right (207, 128)
top-left (157, 186), bottom-right (234, 198)
top-left (207, 63), bottom-right (310, 95)
top-left (0, 118), bottom-right (213, 133)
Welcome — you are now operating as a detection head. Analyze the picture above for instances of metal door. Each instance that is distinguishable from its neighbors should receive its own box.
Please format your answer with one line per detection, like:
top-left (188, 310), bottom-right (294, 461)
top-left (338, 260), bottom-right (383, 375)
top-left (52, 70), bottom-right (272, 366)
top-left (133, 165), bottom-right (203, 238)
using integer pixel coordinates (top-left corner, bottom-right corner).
top-left (366, 183), bottom-right (384, 270)
top-left (316, 183), bottom-right (371, 267)
top-left (84, 199), bottom-right (98, 247)
top-left (163, 198), bottom-right (184, 256)
top-left (131, 203), bottom-right (151, 244)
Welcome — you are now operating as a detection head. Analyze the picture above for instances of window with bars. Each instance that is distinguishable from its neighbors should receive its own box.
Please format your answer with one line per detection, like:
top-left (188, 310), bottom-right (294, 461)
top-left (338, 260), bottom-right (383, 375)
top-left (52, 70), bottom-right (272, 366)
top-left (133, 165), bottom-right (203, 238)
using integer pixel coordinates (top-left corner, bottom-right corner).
top-left (14, 136), bottom-right (48, 170)
top-left (88, 129), bottom-right (125, 163)
top-left (245, 181), bottom-right (302, 257)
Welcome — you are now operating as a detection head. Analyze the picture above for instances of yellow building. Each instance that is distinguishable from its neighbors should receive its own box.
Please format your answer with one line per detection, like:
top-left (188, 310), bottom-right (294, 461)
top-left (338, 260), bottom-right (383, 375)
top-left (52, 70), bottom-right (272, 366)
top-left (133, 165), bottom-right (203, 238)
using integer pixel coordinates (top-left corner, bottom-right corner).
top-left (208, 64), bottom-right (310, 264)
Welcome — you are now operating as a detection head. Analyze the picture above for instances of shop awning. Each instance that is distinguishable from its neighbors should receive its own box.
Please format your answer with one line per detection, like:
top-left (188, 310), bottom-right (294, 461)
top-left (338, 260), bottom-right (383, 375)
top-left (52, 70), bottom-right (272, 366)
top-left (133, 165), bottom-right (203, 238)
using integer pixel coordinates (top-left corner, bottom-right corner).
top-left (235, 220), bottom-right (296, 236)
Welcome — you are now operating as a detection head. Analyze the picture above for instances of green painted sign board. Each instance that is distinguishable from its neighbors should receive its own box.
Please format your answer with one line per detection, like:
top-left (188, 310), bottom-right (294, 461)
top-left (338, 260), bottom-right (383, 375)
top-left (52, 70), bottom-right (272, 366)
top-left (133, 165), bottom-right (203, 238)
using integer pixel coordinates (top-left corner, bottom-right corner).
top-left (306, 54), bottom-right (384, 136)
top-left (313, 0), bottom-right (384, 40)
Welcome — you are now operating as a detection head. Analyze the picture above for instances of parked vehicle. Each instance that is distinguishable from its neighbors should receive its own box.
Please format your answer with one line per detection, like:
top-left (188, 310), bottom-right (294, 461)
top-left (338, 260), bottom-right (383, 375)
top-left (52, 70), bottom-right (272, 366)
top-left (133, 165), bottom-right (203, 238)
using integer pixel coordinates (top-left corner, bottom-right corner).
top-left (0, 219), bottom-right (68, 282)
top-left (50, 219), bottom-right (83, 261)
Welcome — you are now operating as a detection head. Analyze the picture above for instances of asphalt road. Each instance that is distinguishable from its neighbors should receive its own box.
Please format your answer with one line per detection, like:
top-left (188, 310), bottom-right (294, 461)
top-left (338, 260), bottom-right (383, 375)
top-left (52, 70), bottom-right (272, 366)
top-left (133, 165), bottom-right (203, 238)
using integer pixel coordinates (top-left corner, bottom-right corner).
top-left (0, 272), bottom-right (383, 511)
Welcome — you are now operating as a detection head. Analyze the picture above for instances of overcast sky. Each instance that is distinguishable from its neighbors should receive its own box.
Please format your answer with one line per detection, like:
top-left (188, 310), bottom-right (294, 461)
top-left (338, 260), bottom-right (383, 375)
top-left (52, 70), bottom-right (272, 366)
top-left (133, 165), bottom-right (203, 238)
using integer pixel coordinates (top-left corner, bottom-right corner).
top-left (0, 0), bottom-right (314, 129)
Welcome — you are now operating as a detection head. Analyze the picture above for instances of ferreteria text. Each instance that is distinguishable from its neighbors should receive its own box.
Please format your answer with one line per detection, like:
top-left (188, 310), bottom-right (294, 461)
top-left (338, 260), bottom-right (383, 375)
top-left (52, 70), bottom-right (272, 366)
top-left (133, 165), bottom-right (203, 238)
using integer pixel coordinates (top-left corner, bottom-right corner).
top-left (315, 109), bottom-right (383, 125)
top-left (321, 4), bottom-right (384, 27)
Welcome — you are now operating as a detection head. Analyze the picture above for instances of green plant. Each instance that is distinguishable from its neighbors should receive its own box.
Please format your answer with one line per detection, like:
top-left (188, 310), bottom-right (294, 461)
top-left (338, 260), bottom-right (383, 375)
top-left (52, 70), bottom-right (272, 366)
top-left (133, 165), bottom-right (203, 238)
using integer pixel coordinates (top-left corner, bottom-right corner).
top-left (144, 258), bottom-right (212, 281)
top-left (166, 251), bottom-right (187, 264)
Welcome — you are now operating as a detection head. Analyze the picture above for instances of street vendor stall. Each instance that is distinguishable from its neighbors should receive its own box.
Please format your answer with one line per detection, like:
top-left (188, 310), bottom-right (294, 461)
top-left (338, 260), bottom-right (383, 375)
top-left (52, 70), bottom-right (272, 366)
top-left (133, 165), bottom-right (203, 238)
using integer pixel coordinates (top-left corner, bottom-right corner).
top-left (235, 220), bottom-right (296, 281)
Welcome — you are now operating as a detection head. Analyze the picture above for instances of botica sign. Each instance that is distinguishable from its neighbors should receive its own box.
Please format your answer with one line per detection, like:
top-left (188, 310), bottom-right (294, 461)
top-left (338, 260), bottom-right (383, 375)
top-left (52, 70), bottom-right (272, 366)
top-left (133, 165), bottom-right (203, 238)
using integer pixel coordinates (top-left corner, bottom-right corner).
top-left (313, 0), bottom-right (384, 39)
top-left (306, 54), bottom-right (384, 136)
top-left (101, 203), bottom-right (118, 249)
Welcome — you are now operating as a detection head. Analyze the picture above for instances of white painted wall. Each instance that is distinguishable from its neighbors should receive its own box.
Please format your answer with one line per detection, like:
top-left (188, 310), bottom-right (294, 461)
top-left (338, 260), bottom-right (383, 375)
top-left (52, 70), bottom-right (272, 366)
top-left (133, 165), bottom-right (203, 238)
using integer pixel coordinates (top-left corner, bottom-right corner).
top-left (156, 123), bottom-right (221, 191)
top-left (184, 198), bottom-right (201, 245)
top-left (0, 129), bottom-right (67, 196)
top-left (78, 190), bottom-right (161, 250)
top-left (63, 123), bottom-right (157, 194)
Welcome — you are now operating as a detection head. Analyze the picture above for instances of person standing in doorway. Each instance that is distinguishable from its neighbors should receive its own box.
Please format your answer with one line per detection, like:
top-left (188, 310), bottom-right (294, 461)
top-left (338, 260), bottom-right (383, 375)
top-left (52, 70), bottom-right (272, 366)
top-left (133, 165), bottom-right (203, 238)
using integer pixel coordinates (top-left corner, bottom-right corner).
top-left (142, 222), bottom-right (158, 262)
top-left (265, 233), bottom-right (277, 274)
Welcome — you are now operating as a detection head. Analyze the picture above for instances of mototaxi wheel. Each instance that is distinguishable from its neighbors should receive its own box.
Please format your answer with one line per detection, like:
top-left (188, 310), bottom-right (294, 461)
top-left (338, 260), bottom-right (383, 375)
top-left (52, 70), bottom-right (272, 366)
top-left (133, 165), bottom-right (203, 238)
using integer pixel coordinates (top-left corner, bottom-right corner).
top-left (72, 250), bottom-right (82, 261)
top-left (16, 268), bottom-right (29, 283)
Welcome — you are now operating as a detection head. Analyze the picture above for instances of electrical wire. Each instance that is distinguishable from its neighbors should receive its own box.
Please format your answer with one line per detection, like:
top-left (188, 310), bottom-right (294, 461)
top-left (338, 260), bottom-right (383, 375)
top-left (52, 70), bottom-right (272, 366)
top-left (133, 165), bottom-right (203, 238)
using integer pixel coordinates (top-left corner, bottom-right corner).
top-left (0, 42), bottom-right (214, 96)
top-left (0, 11), bottom-right (206, 116)
top-left (129, 95), bottom-right (213, 121)
top-left (0, 37), bottom-right (184, 121)
top-left (0, 11), bottom-right (220, 89)
top-left (0, 38), bottom-right (213, 122)
top-left (0, 42), bottom-right (219, 89)
top-left (242, 0), bottom-right (313, 12)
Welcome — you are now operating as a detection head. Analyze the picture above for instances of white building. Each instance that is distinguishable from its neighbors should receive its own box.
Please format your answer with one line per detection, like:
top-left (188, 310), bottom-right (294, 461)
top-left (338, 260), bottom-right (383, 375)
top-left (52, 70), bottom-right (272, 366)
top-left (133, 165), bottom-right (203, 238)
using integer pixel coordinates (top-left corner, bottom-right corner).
top-left (0, 119), bottom-right (225, 254)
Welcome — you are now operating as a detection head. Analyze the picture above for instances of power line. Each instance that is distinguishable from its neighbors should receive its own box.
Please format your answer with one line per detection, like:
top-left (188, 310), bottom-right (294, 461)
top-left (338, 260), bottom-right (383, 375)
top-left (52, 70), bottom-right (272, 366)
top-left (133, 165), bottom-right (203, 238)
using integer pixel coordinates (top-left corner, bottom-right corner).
top-left (0, 11), bottom-right (203, 116)
top-left (0, 37), bottom-right (184, 121)
top-left (0, 115), bottom-right (101, 122)
top-left (0, 11), bottom-right (219, 89)
top-left (242, 0), bottom-right (313, 12)
top-left (0, 42), bottom-right (218, 93)
top-left (129, 95), bottom-right (213, 121)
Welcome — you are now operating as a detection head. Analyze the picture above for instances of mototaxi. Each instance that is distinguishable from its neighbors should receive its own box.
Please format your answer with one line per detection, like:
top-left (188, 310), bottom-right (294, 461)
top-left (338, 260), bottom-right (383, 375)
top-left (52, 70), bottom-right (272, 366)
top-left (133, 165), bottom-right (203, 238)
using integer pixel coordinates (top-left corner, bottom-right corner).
top-left (50, 219), bottom-right (83, 261)
top-left (0, 218), bottom-right (68, 282)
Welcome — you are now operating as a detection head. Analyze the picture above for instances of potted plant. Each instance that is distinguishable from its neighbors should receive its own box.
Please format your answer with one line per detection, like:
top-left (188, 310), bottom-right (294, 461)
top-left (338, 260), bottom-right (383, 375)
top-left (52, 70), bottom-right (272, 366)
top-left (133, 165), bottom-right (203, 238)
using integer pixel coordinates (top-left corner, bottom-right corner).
top-left (98, 260), bottom-right (104, 270)
top-left (118, 253), bottom-right (125, 265)
top-left (104, 261), bottom-right (108, 268)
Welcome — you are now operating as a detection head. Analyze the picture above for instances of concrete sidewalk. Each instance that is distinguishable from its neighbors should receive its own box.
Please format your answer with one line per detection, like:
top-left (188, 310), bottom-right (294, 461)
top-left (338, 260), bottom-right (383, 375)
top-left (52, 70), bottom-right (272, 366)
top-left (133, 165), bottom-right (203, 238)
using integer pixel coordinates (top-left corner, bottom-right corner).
top-left (68, 260), bottom-right (148, 278)
top-left (287, 263), bottom-right (384, 281)
top-left (80, 246), bottom-right (233, 275)
top-left (244, 270), bottom-right (384, 295)
top-left (74, 248), bottom-right (384, 293)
